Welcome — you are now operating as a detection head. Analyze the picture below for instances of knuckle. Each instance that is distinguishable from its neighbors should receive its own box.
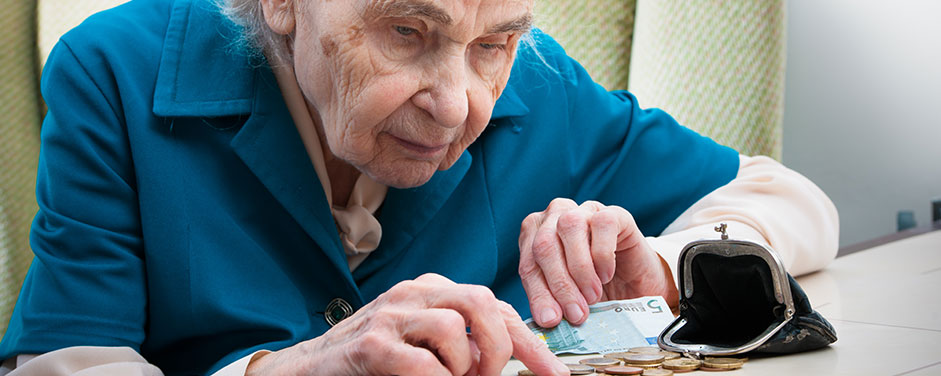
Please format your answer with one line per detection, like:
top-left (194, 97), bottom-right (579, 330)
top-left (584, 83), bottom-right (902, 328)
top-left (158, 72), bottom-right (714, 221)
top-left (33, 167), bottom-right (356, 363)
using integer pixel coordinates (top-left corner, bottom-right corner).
top-left (466, 285), bottom-right (497, 306)
top-left (410, 351), bottom-right (442, 375)
top-left (547, 278), bottom-right (577, 299)
top-left (557, 210), bottom-right (587, 235)
top-left (518, 260), bottom-right (539, 280)
top-left (548, 197), bottom-right (576, 210)
top-left (416, 273), bottom-right (445, 283)
top-left (521, 212), bottom-right (542, 229)
top-left (530, 232), bottom-right (559, 259)
top-left (438, 309), bottom-right (467, 330)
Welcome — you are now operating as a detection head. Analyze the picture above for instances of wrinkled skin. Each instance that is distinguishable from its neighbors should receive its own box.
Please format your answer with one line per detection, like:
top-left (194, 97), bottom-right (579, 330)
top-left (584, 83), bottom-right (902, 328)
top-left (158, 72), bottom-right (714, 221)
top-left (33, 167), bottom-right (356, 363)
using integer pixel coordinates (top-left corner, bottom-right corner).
top-left (250, 0), bottom-right (677, 374)
top-left (271, 0), bottom-right (529, 190)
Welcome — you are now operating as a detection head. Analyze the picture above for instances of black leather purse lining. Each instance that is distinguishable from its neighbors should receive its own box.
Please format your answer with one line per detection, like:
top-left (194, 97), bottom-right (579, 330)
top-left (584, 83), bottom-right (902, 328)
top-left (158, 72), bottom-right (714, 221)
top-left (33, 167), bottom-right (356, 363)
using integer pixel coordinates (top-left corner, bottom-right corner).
top-left (673, 254), bottom-right (787, 348)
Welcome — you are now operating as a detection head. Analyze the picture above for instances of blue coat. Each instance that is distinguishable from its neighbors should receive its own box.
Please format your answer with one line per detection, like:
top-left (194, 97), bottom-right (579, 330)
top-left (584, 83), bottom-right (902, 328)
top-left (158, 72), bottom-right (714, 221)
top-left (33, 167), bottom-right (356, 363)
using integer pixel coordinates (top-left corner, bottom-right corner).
top-left (0, 0), bottom-right (738, 373)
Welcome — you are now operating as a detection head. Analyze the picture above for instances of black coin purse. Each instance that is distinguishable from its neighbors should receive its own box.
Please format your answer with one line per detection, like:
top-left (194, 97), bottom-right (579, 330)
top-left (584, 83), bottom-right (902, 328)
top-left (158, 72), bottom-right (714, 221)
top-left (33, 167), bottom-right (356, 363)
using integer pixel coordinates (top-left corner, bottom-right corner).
top-left (658, 224), bottom-right (837, 356)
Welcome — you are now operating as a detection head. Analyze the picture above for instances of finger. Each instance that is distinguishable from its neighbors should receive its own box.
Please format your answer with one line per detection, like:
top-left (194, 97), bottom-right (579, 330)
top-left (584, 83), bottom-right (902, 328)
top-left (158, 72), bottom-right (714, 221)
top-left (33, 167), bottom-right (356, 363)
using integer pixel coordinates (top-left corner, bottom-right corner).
top-left (589, 208), bottom-right (622, 284)
top-left (557, 208), bottom-right (603, 305)
top-left (463, 335), bottom-right (481, 376)
top-left (532, 214), bottom-right (589, 325)
top-left (401, 308), bottom-right (474, 376)
top-left (499, 302), bottom-right (570, 376)
top-left (519, 253), bottom-right (562, 328)
top-left (382, 342), bottom-right (453, 376)
top-left (519, 215), bottom-right (563, 327)
top-left (426, 285), bottom-right (513, 376)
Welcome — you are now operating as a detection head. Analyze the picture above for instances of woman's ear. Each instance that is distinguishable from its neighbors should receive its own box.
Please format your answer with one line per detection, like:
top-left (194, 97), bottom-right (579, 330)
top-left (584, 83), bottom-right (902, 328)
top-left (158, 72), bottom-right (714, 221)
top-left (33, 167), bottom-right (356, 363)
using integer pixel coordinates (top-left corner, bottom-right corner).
top-left (260, 0), bottom-right (295, 35)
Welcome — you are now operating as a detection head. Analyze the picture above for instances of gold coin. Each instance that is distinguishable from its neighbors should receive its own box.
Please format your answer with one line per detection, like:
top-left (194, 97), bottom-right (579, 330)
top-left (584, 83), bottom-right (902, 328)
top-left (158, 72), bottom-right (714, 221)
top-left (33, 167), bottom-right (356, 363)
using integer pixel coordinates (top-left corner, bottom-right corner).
top-left (604, 352), bottom-right (634, 361)
top-left (624, 363), bottom-right (662, 369)
top-left (642, 369), bottom-right (674, 376)
top-left (566, 363), bottom-right (595, 375)
top-left (580, 357), bottom-right (621, 370)
top-left (602, 365), bottom-right (645, 375)
top-left (659, 351), bottom-right (681, 360)
top-left (661, 358), bottom-right (701, 371)
top-left (705, 356), bottom-right (748, 363)
top-left (517, 370), bottom-right (536, 376)
top-left (622, 353), bottom-right (665, 365)
top-left (628, 346), bottom-right (663, 354)
top-left (701, 357), bottom-right (744, 370)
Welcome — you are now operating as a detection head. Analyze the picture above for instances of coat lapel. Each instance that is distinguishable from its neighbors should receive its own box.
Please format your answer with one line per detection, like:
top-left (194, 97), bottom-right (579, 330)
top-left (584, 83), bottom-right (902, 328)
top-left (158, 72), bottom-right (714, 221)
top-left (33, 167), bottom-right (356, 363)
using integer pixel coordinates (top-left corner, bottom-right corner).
top-left (228, 69), bottom-right (361, 294)
top-left (353, 151), bottom-right (472, 280)
top-left (152, 0), bottom-right (359, 294)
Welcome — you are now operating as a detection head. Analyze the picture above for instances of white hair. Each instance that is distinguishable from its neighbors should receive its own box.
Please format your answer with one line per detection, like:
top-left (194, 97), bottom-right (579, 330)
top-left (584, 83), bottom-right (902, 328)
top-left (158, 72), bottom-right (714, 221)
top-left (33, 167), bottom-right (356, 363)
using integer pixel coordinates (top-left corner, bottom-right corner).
top-left (216, 0), bottom-right (292, 65)
top-left (215, 0), bottom-right (544, 68)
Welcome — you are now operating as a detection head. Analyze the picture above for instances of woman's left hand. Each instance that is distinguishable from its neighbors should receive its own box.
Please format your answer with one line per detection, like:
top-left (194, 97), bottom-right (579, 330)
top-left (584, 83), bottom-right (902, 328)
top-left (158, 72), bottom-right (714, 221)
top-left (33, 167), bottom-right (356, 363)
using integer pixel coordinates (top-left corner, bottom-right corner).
top-left (518, 198), bottom-right (679, 328)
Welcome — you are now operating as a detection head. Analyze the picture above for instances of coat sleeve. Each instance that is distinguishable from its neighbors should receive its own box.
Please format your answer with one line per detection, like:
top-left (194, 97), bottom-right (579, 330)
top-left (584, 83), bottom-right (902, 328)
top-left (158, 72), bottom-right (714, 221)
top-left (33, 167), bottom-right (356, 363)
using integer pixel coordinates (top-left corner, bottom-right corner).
top-left (0, 39), bottom-right (149, 358)
top-left (646, 155), bottom-right (840, 279)
top-left (0, 347), bottom-right (269, 376)
top-left (527, 30), bottom-right (741, 237)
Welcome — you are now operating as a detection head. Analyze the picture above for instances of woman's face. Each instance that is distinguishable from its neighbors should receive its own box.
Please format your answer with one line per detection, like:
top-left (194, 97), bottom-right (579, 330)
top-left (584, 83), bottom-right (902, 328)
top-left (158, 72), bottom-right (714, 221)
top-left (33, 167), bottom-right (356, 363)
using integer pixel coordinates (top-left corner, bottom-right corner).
top-left (266, 0), bottom-right (534, 188)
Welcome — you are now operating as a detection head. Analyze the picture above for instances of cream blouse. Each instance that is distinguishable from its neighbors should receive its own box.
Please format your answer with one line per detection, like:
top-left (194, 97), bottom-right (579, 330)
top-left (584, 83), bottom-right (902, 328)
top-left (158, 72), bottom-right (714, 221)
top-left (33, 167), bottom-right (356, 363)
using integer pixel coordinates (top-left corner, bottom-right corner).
top-left (271, 63), bottom-right (388, 271)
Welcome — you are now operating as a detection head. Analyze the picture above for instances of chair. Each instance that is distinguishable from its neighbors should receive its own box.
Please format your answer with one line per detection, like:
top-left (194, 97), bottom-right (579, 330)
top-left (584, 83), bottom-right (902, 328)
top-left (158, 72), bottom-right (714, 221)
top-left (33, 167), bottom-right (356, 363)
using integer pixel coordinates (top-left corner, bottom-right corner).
top-left (539, 0), bottom-right (786, 159)
top-left (0, 0), bottom-right (42, 340)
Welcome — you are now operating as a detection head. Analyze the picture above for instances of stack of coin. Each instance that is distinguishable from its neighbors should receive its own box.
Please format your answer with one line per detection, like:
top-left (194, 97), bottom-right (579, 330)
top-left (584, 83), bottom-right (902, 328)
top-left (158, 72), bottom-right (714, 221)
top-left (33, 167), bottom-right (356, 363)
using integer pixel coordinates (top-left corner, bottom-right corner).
top-left (629, 347), bottom-right (681, 360)
top-left (621, 353), bottom-right (665, 369)
top-left (661, 358), bottom-right (701, 373)
top-left (700, 357), bottom-right (745, 371)
top-left (579, 357), bottom-right (621, 372)
top-left (641, 368), bottom-right (674, 376)
top-left (565, 363), bottom-right (596, 375)
top-left (602, 365), bottom-right (644, 375)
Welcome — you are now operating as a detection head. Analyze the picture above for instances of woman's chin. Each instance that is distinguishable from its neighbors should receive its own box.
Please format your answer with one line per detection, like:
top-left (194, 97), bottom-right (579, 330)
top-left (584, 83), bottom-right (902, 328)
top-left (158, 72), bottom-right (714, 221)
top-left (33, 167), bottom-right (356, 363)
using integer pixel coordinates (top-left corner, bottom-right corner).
top-left (362, 161), bottom-right (439, 189)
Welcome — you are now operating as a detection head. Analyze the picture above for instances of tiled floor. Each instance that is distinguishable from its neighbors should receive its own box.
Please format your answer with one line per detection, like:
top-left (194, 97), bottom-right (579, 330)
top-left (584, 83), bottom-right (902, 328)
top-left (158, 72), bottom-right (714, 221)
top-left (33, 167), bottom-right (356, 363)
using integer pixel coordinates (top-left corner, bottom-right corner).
top-left (503, 231), bottom-right (941, 375)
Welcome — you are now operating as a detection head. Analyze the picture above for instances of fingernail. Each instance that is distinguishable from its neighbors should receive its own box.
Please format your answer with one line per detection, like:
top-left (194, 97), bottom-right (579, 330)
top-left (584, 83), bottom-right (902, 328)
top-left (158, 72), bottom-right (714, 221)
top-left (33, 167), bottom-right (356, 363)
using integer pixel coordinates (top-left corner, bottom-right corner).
top-left (583, 288), bottom-right (598, 304)
top-left (564, 303), bottom-right (584, 322)
top-left (539, 308), bottom-right (558, 325)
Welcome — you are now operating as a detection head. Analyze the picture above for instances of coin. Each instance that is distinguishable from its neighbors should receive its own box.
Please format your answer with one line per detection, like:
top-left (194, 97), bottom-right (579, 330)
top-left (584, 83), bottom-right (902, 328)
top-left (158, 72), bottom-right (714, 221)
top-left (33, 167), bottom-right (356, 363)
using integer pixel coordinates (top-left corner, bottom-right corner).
top-left (625, 363), bottom-right (662, 370)
top-left (659, 350), bottom-right (681, 360)
top-left (566, 363), bottom-right (595, 375)
top-left (602, 365), bottom-right (645, 375)
top-left (580, 357), bottom-right (620, 370)
top-left (517, 370), bottom-right (536, 376)
top-left (628, 346), bottom-right (663, 354)
top-left (622, 353), bottom-right (665, 365)
top-left (701, 357), bottom-right (744, 370)
top-left (662, 358), bottom-right (701, 372)
top-left (604, 352), bottom-right (634, 361)
top-left (642, 369), bottom-right (674, 376)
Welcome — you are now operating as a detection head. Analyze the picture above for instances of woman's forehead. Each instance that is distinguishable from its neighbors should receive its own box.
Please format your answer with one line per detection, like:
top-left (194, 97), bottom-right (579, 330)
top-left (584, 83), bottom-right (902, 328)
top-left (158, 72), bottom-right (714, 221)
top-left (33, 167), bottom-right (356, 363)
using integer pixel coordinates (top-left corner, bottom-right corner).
top-left (359, 0), bottom-right (534, 32)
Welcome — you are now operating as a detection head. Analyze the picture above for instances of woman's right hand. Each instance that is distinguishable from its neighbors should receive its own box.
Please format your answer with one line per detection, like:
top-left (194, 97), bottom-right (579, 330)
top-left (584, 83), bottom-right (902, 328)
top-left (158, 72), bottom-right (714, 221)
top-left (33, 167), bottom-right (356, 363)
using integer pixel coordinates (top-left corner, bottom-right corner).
top-left (245, 273), bottom-right (569, 376)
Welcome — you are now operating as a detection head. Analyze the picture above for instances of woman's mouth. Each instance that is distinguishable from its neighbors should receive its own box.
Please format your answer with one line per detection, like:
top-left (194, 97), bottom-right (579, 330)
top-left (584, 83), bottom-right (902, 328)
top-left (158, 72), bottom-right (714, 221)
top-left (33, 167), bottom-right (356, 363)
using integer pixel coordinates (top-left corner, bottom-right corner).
top-left (390, 135), bottom-right (449, 160)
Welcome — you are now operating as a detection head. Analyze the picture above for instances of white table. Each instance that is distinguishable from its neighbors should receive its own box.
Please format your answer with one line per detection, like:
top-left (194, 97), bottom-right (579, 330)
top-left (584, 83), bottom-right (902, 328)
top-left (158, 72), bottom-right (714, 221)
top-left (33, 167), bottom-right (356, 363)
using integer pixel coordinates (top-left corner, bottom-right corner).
top-left (503, 230), bottom-right (941, 375)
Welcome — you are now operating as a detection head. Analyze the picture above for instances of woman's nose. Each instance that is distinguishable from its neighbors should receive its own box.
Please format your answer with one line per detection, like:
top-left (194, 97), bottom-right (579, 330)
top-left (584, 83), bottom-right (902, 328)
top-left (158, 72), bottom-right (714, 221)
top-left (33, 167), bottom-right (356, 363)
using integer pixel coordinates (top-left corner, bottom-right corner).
top-left (412, 57), bottom-right (470, 129)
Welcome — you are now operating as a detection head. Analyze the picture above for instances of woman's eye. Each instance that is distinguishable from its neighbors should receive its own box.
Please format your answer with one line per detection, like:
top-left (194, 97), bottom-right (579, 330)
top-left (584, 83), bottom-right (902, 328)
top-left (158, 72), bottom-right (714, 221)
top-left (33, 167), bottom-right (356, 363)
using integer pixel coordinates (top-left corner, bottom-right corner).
top-left (479, 43), bottom-right (506, 50)
top-left (394, 26), bottom-right (418, 36)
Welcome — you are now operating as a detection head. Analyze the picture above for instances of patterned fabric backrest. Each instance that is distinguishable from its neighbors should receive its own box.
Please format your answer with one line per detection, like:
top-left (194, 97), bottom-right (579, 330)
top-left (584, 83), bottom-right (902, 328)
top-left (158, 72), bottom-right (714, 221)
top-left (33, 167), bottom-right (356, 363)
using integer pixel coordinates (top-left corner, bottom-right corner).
top-left (0, 0), bottom-right (42, 338)
top-left (535, 0), bottom-right (637, 91)
top-left (628, 0), bottom-right (786, 159)
top-left (38, 0), bottom-right (131, 68)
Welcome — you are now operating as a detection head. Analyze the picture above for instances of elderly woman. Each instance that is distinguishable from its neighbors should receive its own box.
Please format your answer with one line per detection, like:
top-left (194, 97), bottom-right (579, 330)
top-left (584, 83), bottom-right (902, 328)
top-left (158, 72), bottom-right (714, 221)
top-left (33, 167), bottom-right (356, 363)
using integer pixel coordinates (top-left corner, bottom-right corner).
top-left (0, 0), bottom-right (838, 375)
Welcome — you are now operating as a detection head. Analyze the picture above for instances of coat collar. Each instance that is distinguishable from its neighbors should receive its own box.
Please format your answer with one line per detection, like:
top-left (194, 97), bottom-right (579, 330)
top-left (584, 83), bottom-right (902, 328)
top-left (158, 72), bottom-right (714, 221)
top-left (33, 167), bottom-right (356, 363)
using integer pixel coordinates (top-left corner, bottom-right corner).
top-left (152, 0), bottom-right (530, 119)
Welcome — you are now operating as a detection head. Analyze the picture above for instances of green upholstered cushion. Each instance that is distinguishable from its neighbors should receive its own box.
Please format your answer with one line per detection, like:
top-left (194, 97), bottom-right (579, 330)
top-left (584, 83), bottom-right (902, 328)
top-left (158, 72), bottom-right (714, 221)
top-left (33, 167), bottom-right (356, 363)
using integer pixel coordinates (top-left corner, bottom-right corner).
top-left (628, 0), bottom-right (786, 159)
top-left (535, 0), bottom-right (636, 91)
top-left (0, 0), bottom-right (41, 338)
